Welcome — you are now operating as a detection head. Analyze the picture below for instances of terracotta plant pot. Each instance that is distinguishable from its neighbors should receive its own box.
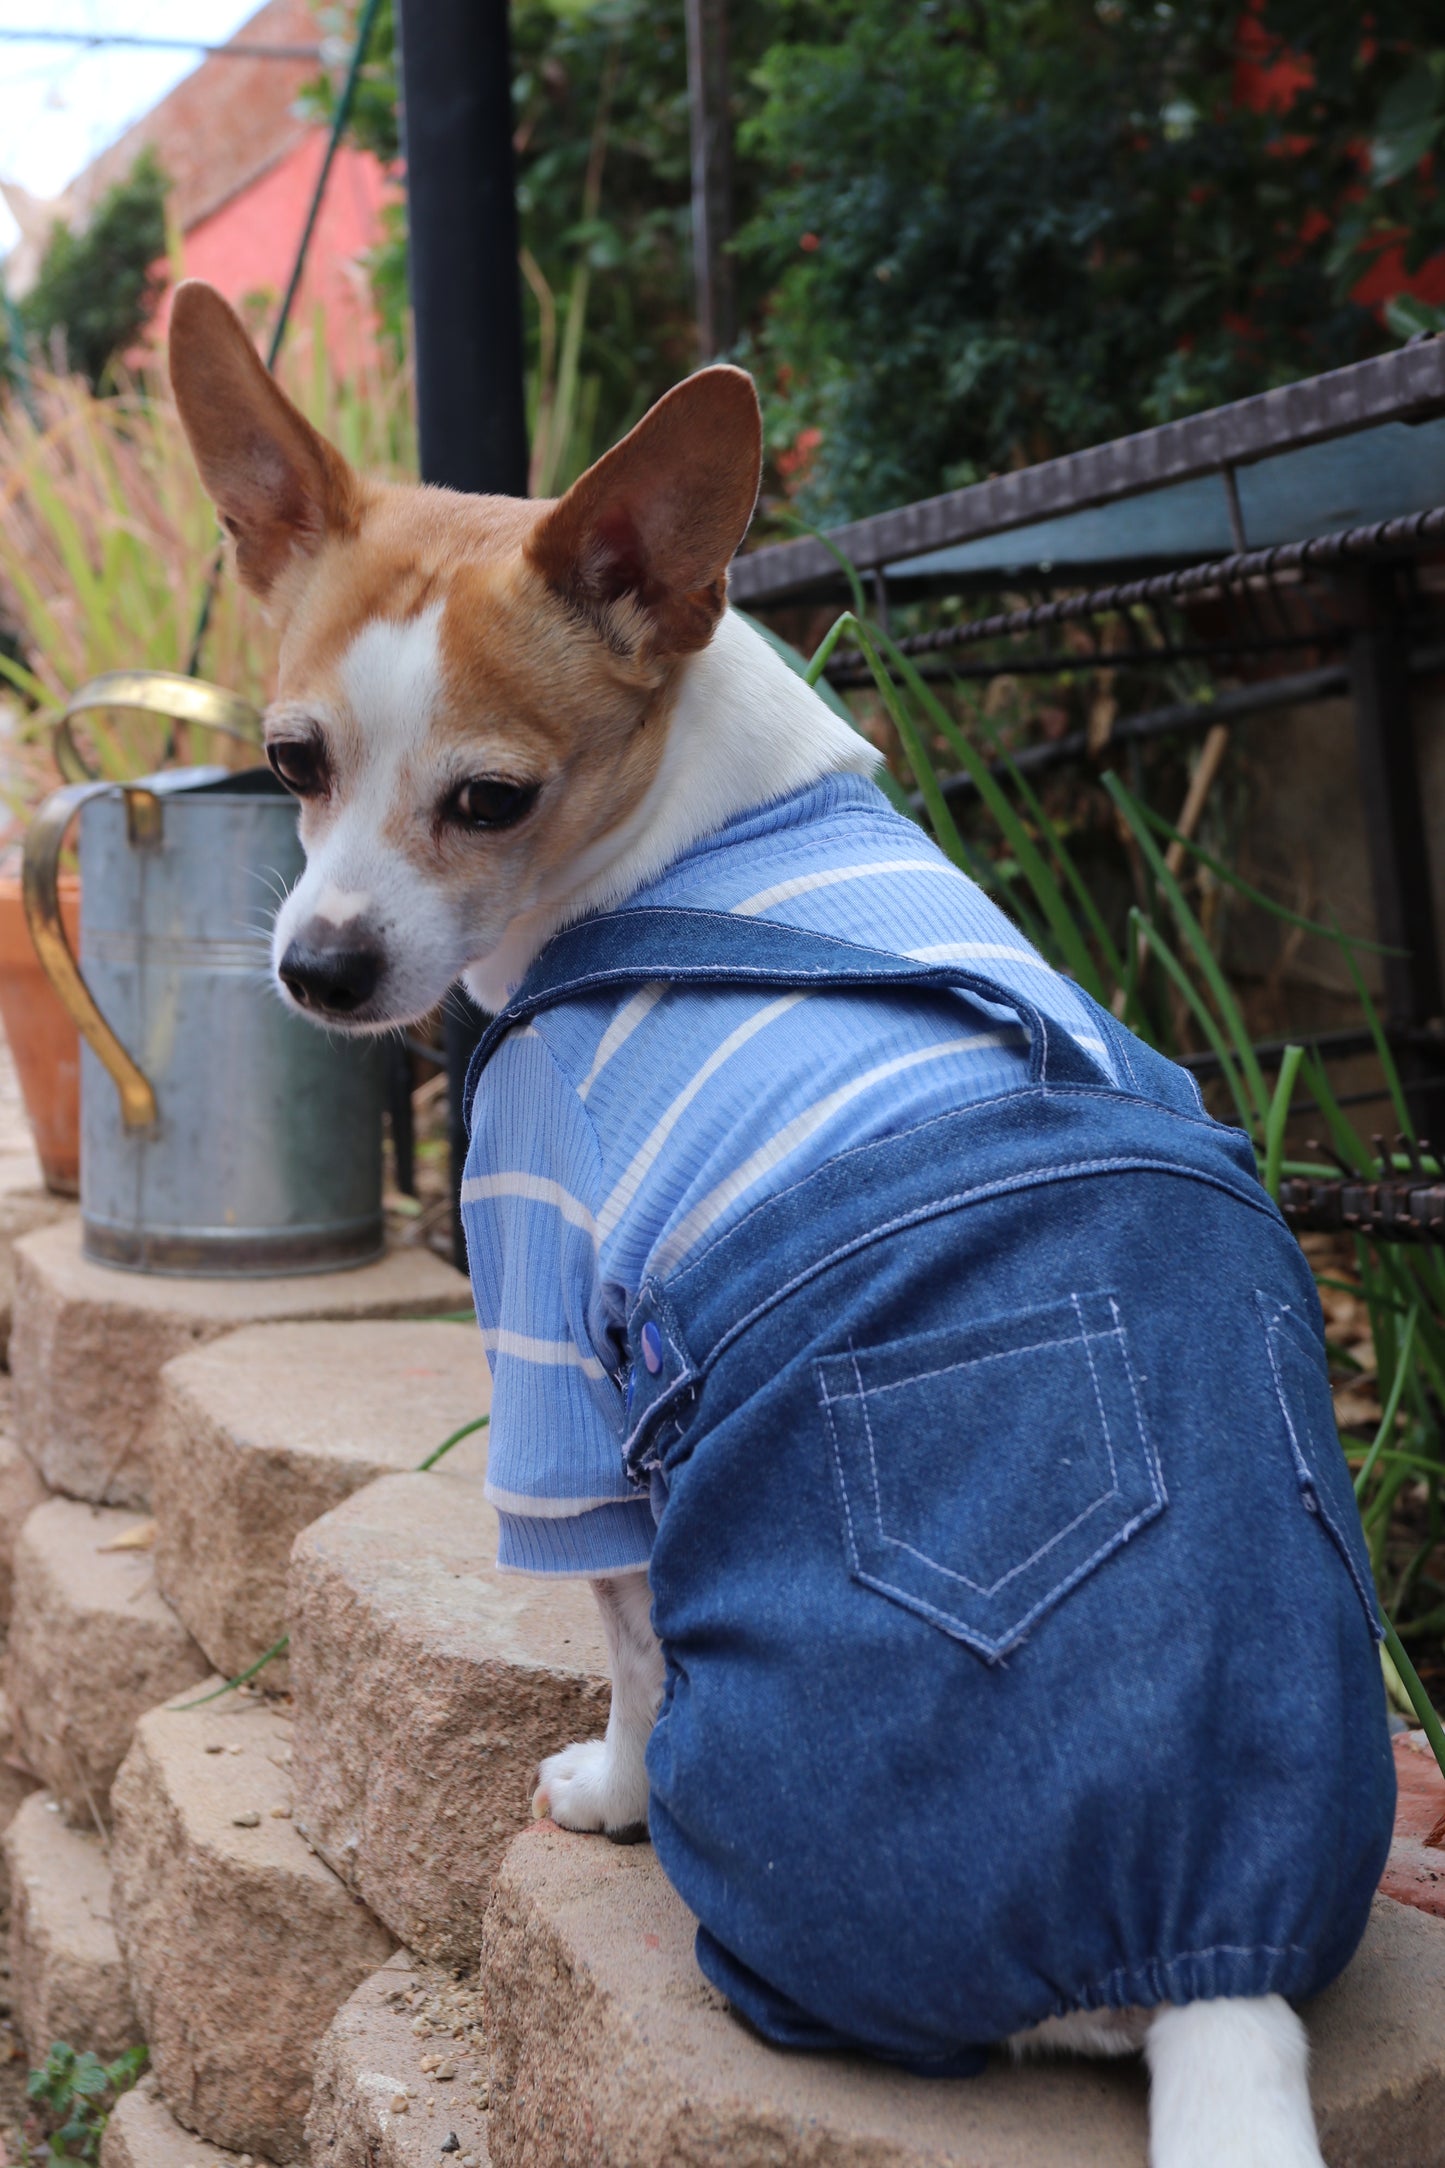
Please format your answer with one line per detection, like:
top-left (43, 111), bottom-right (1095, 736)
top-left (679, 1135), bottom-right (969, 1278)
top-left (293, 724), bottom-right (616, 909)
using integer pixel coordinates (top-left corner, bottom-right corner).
top-left (0, 873), bottom-right (81, 1194)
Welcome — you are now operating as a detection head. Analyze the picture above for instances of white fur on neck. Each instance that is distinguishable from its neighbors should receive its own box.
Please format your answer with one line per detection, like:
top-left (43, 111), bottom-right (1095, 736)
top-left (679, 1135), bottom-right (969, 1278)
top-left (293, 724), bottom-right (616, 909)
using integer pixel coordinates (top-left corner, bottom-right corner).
top-left (466, 609), bottom-right (878, 1010)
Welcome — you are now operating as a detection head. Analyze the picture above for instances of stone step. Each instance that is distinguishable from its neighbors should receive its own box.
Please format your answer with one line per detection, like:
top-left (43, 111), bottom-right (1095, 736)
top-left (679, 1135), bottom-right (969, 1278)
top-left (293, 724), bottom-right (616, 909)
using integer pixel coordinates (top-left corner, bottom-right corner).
top-left (109, 1685), bottom-right (396, 2162)
top-left (1382, 1727), bottom-right (1445, 1919)
top-left (10, 1217), bottom-right (468, 1508)
top-left (0, 1394), bottom-right (49, 1628)
top-left (7, 1498), bottom-right (208, 1821)
top-left (289, 1468), bottom-right (609, 1964)
top-left (4, 1791), bottom-right (139, 2067)
top-left (0, 1186), bottom-right (71, 1366)
top-left (101, 2075), bottom-right (289, 2167)
top-left (307, 1949), bottom-right (491, 2168)
top-left (482, 1826), bottom-right (1445, 2168)
top-left (153, 1320), bottom-right (490, 1684)
top-left (0, 1689), bottom-right (42, 1886)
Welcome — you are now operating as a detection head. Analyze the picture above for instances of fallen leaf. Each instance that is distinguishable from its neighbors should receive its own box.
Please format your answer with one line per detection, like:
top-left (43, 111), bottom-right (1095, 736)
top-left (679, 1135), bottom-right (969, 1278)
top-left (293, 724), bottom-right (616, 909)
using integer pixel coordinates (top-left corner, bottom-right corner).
top-left (97, 1519), bottom-right (156, 1553)
top-left (1319, 1287), bottom-right (1366, 1335)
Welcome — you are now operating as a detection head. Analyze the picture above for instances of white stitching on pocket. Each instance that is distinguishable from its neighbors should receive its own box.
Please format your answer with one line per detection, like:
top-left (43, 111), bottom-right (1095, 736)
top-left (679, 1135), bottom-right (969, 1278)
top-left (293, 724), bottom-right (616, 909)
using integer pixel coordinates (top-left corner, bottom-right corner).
top-left (826, 1325), bottom-right (1125, 1397)
top-left (873, 1304), bottom-right (1124, 1593)
top-left (1109, 1294), bottom-right (1168, 1507)
top-left (851, 1340), bottom-right (885, 1528)
top-left (817, 1294), bottom-right (1165, 1658)
top-left (1073, 1291), bottom-right (1121, 1493)
top-left (1258, 1293), bottom-right (1379, 1636)
top-left (849, 1504), bottom-right (1165, 1666)
top-left (879, 1490), bottom-right (1126, 1596)
top-left (851, 1308), bottom-right (1127, 1588)
top-left (819, 1382), bottom-right (862, 1575)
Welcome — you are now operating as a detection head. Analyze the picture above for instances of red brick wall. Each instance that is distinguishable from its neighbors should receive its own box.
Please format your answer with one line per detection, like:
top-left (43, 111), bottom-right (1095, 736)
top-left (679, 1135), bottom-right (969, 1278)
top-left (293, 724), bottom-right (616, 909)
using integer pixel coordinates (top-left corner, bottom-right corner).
top-left (151, 132), bottom-right (397, 373)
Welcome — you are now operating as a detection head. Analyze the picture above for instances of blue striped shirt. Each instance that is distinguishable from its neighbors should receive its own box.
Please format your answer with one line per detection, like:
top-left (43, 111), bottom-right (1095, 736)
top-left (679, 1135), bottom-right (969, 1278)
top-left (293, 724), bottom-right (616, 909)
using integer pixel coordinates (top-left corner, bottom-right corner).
top-left (461, 773), bottom-right (1114, 1575)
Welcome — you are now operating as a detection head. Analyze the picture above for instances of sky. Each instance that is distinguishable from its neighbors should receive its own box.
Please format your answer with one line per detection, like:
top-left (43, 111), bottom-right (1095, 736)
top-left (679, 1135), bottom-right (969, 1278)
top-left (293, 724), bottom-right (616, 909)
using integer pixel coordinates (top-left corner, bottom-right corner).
top-left (0, 0), bottom-right (285, 256)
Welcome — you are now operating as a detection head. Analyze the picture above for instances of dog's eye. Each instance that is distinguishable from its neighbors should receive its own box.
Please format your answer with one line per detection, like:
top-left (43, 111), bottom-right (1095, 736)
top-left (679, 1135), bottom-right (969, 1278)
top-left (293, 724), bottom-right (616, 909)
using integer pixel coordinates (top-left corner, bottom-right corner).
top-left (446, 778), bottom-right (540, 831)
top-left (267, 739), bottom-right (327, 797)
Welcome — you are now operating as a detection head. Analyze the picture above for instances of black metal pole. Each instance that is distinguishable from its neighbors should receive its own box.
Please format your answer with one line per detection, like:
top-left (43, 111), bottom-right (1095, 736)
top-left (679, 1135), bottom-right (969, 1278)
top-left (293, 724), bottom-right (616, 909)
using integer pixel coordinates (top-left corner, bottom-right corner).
top-left (396, 0), bottom-right (529, 497)
top-left (684, 0), bottom-right (736, 360)
top-left (395, 0), bottom-right (529, 1264)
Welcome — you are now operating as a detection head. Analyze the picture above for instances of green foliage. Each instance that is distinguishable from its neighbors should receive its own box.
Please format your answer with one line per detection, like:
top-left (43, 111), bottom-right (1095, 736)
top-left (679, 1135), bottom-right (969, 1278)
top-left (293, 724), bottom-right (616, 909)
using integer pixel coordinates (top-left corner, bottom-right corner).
top-left (306, 0), bottom-right (688, 452)
top-left (740, 0), bottom-right (1445, 520)
top-left (309, 0), bottom-right (400, 164)
top-left (23, 2042), bottom-right (146, 2164)
top-left (0, 335), bottom-right (413, 809)
top-left (305, 0), bottom-right (832, 482)
top-left (19, 153), bottom-right (170, 391)
top-left (306, 1), bottom-right (1445, 520)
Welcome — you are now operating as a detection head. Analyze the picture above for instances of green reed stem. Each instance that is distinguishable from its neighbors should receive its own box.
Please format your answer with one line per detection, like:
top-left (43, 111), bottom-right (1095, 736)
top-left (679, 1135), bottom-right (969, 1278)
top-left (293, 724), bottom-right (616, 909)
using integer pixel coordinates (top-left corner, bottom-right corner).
top-left (1383, 1619), bottom-right (1445, 1779)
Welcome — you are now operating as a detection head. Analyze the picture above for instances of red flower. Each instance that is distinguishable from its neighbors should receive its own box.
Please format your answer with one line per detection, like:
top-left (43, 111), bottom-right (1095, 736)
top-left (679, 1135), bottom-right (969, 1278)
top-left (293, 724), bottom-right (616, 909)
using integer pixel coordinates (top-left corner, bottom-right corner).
top-left (777, 425), bottom-right (824, 484)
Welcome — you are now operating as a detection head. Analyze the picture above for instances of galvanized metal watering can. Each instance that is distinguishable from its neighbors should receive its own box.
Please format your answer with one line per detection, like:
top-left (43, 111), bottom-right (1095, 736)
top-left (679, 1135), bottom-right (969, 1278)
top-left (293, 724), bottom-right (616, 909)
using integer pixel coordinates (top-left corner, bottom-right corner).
top-left (23, 673), bottom-right (384, 1276)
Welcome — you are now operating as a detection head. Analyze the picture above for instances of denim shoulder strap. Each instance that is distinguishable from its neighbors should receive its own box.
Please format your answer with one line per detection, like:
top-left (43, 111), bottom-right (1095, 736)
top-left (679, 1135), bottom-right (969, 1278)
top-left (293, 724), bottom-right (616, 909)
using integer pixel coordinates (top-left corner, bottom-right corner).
top-left (466, 905), bottom-right (1111, 1116)
top-left (1070, 988), bottom-right (1213, 1118)
top-left (1068, 986), bottom-right (1209, 1120)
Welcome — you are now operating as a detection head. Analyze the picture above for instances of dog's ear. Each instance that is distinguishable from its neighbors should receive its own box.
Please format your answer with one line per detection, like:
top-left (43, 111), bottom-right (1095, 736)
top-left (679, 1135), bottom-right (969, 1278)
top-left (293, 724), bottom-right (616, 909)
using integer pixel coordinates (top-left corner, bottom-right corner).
top-left (527, 365), bottom-right (761, 656)
top-left (168, 280), bottom-right (360, 599)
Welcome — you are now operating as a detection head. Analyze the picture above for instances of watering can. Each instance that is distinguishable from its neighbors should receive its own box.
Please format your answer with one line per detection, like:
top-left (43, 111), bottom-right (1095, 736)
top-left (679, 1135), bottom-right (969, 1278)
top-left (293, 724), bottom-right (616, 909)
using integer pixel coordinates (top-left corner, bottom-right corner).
top-left (22, 673), bottom-right (385, 1276)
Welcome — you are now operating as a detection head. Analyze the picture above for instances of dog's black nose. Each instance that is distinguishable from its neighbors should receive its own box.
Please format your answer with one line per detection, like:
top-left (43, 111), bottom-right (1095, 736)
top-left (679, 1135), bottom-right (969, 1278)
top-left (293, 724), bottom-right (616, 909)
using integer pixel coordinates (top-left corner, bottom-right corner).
top-left (278, 939), bottom-right (381, 1017)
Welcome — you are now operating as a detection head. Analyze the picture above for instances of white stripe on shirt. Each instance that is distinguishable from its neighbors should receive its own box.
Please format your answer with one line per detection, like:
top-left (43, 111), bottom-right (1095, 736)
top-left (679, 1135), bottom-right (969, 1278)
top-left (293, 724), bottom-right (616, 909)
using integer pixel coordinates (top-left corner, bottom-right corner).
top-left (595, 992), bottom-right (805, 1242)
top-left (479, 1326), bottom-right (608, 1380)
top-left (577, 981), bottom-right (665, 1101)
top-left (485, 1480), bottom-right (631, 1517)
top-left (654, 1031), bottom-right (1020, 1274)
top-left (731, 858), bottom-right (962, 917)
top-left (460, 1171), bottom-right (598, 1237)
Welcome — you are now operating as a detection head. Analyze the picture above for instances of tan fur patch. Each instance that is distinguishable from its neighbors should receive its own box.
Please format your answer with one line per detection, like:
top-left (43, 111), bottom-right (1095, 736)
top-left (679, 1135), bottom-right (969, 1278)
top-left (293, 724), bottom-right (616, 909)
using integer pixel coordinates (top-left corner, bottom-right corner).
top-left (264, 488), bottom-right (686, 897)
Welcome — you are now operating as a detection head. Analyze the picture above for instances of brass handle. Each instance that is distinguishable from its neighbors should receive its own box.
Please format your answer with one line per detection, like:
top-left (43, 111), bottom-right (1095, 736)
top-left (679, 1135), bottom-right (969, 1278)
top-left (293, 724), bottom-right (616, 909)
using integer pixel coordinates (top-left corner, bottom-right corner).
top-left (53, 669), bottom-right (262, 784)
top-left (22, 781), bottom-right (159, 1131)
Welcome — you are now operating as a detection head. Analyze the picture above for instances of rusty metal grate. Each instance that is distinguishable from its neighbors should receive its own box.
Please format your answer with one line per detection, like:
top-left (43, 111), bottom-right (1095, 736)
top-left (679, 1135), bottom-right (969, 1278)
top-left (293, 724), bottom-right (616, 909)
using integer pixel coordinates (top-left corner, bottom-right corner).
top-left (1280, 1136), bottom-right (1445, 1245)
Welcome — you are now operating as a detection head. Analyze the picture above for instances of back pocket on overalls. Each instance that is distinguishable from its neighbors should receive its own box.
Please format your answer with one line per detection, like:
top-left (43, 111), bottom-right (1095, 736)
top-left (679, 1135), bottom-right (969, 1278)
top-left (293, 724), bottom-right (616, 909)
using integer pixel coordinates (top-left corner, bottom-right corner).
top-left (1256, 1291), bottom-right (1383, 1641)
top-left (815, 1291), bottom-right (1166, 1663)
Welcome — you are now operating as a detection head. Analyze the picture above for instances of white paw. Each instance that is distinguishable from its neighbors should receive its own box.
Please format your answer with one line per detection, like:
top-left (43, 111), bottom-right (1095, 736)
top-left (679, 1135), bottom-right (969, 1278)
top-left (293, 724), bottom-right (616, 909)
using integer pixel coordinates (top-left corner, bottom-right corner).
top-left (532, 1736), bottom-right (650, 1836)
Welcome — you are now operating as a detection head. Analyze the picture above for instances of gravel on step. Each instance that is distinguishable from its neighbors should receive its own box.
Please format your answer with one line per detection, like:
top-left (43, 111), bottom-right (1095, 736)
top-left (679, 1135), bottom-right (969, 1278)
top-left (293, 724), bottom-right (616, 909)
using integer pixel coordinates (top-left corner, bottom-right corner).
top-left (307, 1949), bottom-right (491, 2167)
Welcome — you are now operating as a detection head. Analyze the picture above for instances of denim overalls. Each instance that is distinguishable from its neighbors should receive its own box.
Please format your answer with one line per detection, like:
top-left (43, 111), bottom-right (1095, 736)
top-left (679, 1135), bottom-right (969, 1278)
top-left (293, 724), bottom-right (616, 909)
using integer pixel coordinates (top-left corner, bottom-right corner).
top-left (469, 904), bottom-right (1397, 2071)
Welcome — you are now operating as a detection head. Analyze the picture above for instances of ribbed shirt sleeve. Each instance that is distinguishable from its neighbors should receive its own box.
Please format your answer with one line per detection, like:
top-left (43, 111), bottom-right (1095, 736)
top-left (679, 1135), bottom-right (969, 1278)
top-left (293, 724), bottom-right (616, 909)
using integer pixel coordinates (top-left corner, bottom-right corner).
top-left (461, 1029), bottom-right (655, 1577)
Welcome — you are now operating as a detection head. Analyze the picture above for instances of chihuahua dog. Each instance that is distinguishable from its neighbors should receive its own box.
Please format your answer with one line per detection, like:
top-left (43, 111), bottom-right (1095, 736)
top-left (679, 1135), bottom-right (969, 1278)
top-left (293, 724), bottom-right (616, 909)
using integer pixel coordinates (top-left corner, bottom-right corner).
top-left (169, 279), bottom-right (1394, 2168)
